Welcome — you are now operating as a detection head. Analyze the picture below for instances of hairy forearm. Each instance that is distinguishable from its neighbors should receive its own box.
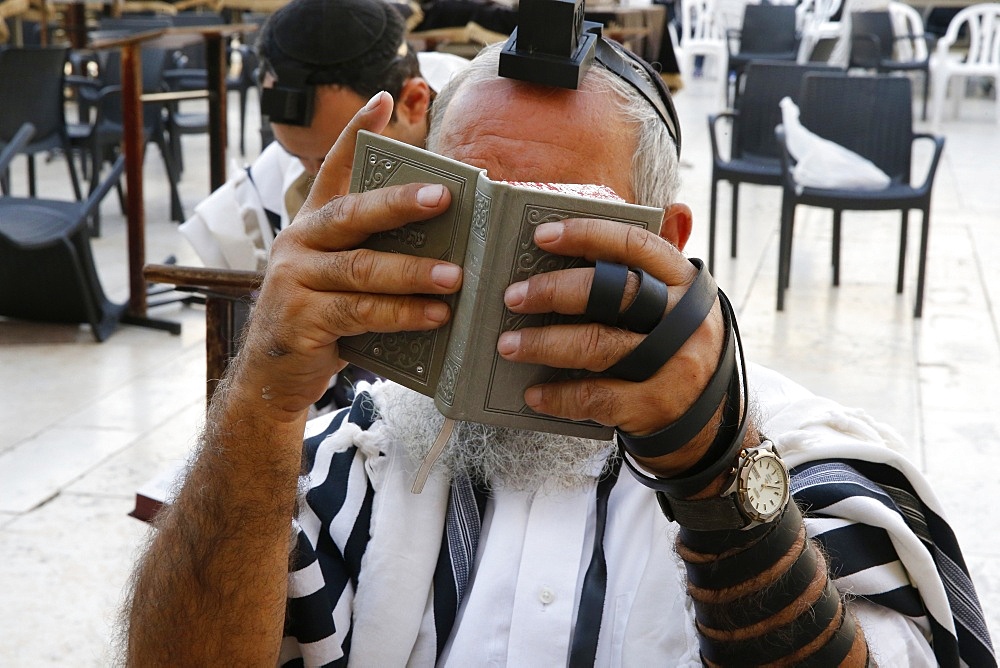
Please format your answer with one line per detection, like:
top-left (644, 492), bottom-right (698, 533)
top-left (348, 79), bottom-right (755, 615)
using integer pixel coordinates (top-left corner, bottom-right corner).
top-left (123, 371), bottom-right (308, 666)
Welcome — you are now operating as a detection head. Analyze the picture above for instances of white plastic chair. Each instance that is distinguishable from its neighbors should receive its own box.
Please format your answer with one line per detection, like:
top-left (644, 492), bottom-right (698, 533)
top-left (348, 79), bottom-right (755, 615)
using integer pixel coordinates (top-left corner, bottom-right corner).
top-left (676, 0), bottom-right (729, 103)
top-left (796, 0), bottom-right (843, 62)
top-left (888, 1), bottom-right (930, 63)
top-left (930, 3), bottom-right (1000, 128)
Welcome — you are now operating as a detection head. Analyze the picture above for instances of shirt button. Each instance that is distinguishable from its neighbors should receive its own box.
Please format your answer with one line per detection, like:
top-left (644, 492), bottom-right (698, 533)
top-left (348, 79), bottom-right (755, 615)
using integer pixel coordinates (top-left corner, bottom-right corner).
top-left (539, 587), bottom-right (556, 605)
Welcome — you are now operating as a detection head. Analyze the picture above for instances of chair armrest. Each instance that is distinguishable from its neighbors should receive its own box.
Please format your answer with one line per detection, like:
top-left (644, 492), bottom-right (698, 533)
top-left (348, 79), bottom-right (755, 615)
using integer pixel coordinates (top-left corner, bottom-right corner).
top-left (893, 31), bottom-right (935, 58)
top-left (163, 68), bottom-right (209, 91)
top-left (64, 74), bottom-right (102, 92)
top-left (911, 132), bottom-right (946, 192)
top-left (83, 155), bottom-right (126, 220)
top-left (0, 123), bottom-right (35, 175)
top-left (708, 111), bottom-right (737, 161)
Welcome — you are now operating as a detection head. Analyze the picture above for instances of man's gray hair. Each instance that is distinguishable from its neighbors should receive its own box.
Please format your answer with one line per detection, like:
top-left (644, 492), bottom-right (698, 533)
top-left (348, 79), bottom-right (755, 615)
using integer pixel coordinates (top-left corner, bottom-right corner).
top-left (427, 42), bottom-right (681, 209)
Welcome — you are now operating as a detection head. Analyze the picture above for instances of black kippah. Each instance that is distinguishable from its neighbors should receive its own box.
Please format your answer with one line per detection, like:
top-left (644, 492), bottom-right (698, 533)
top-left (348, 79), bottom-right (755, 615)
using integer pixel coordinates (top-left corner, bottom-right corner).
top-left (261, 0), bottom-right (406, 85)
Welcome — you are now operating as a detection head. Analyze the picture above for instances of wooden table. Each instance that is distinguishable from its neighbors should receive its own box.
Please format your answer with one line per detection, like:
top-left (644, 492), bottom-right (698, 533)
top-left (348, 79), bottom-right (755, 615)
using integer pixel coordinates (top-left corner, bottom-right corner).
top-left (90, 24), bottom-right (254, 335)
top-left (144, 263), bottom-right (260, 400)
top-left (587, 3), bottom-right (667, 65)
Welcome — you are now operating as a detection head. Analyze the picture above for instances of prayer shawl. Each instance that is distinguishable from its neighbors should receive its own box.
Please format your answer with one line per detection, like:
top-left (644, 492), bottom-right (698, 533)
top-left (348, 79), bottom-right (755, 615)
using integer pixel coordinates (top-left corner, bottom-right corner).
top-left (278, 370), bottom-right (995, 667)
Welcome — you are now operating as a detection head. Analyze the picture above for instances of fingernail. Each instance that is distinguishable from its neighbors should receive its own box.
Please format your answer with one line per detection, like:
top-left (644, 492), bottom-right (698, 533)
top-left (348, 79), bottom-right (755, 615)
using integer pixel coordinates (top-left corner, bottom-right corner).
top-left (364, 91), bottom-right (384, 111)
top-left (425, 301), bottom-right (449, 323)
top-left (416, 184), bottom-right (446, 207)
top-left (535, 222), bottom-right (563, 244)
top-left (430, 263), bottom-right (461, 288)
top-left (504, 282), bottom-right (527, 307)
top-left (497, 331), bottom-right (520, 355)
top-left (524, 387), bottom-right (542, 408)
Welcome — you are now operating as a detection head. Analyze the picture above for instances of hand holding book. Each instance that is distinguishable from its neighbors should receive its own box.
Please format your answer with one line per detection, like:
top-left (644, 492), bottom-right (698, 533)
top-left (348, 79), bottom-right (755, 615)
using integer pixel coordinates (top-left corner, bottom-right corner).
top-left (340, 130), bottom-right (665, 438)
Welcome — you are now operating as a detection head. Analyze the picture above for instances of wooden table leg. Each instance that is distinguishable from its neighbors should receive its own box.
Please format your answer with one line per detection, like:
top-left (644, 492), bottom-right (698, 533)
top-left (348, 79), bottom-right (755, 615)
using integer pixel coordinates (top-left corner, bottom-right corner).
top-left (118, 42), bottom-right (182, 335)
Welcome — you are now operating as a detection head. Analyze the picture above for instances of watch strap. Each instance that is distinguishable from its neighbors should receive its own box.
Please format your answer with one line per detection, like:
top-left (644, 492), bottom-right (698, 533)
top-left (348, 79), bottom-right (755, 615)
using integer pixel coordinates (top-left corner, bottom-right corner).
top-left (657, 490), bottom-right (745, 531)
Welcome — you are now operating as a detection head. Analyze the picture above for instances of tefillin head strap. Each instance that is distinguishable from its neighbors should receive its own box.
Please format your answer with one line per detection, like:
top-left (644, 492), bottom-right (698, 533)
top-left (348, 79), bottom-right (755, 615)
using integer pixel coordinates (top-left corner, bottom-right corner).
top-left (497, 0), bottom-right (681, 156)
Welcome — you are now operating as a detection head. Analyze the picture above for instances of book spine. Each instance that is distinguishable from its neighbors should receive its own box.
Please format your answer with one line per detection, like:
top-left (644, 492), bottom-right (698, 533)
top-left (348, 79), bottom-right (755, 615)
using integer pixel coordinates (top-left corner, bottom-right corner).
top-left (434, 185), bottom-right (494, 413)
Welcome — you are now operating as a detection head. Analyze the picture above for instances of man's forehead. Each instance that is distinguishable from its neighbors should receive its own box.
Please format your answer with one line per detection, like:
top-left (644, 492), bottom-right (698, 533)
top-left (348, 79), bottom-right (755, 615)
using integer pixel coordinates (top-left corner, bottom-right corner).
top-left (436, 76), bottom-right (636, 198)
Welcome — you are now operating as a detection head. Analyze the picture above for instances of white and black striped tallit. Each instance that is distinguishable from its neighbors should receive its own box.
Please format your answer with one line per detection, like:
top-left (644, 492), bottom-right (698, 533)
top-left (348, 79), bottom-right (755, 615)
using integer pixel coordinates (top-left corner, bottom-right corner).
top-left (278, 390), bottom-right (995, 667)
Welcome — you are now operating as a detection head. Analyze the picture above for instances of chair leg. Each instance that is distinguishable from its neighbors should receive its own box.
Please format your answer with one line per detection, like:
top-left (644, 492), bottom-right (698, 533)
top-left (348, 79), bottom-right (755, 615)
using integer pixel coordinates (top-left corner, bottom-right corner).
top-left (777, 195), bottom-right (795, 311)
top-left (951, 75), bottom-right (963, 119)
top-left (730, 183), bottom-right (740, 260)
top-left (28, 154), bottom-right (37, 197)
top-left (921, 69), bottom-right (930, 122)
top-left (169, 118), bottom-right (185, 177)
top-left (914, 208), bottom-right (931, 318)
top-left (239, 87), bottom-right (248, 156)
top-left (897, 209), bottom-right (909, 294)
top-left (154, 134), bottom-right (185, 223)
top-left (89, 151), bottom-right (103, 237)
top-left (931, 70), bottom-right (948, 130)
top-left (709, 176), bottom-right (719, 274)
top-left (832, 209), bottom-right (842, 287)
top-left (64, 141), bottom-right (84, 201)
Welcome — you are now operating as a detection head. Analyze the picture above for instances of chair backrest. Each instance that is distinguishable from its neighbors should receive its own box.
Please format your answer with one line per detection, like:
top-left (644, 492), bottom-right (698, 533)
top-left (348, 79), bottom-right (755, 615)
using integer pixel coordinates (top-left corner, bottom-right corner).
top-left (850, 10), bottom-right (895, 65)
top-left (796, 0), bottom-right (843, 61)
top-left (680, 0), bottom-right (725, 43)
top-left (938, 4), bottom-right (1000, 67)
top-left (0, 46), bottom-right (69, 144)
top-left (733, 61), bottom-right (838, 160)
top-left (93, 47), bottom-right (171, 131)
top-left (797, 73), bottom-right (913, 181)
top-left (888, 1), bottom-right (928, 61)
top-left (92, 46), bottom-right (170, 94)
top-left (0, 124), bottom-right (35, 173)
top-left (169, 11), bottom-right (226, 70)
top-left (739, 4), bottom-right (799, 53)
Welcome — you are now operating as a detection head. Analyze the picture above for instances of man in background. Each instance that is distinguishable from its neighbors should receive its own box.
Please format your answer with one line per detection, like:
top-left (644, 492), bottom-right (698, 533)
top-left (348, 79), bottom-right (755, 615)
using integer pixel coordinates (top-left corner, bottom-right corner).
top-left (179, 0), bottom-right (467, 271)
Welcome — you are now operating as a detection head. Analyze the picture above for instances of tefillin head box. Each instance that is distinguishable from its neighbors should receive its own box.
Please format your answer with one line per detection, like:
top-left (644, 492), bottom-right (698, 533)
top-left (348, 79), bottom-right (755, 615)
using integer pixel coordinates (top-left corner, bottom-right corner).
top-left (498, 0), bottom-right (601, 90)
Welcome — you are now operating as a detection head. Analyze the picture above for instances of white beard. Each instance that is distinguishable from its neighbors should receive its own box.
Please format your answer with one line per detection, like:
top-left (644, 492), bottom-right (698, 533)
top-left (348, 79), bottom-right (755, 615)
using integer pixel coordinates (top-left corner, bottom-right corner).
top-left (371, 383), bottom-right (615, 492)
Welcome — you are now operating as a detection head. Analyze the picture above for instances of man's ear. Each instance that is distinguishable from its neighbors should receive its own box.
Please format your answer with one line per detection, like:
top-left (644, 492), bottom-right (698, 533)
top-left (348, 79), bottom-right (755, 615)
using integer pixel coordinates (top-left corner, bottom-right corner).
top-left (658, 203), bottom-right (693, 250)
top-left (395, 77), bottom-right (431, 126)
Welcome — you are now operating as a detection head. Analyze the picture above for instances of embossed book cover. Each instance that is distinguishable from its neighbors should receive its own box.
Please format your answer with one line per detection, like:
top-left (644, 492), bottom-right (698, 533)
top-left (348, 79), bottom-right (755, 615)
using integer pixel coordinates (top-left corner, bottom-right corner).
top-left (339, 131), bottom-right (663, 438)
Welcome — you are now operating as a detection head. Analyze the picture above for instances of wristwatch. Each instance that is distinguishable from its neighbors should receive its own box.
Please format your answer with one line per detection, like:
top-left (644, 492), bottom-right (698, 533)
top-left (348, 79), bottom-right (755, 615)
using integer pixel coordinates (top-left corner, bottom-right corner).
top-left (656, 440), bottom-right (790, 531)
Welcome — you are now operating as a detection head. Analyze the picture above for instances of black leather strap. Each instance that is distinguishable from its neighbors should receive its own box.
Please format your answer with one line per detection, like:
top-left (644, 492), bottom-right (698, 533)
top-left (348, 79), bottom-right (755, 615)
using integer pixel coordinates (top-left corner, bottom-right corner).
top-left (698, 576), bottom-right (841, 665)
top-left (568, 455), bottom-right (622, 668)
top-left (796, 604), bottom-right (858, 667)
top-left (619, 289), bottom-right (754, 506)
top-left (618, 268), bottom-right (668, 333)
top-left (681, 502), bottom-right (802, 590)
top-left (618, 303), bottom-right (735, 459)
top-left (694, 536), bottom-right (818, 630)
top-left (607, 258), bottom-right (716, 382)
top-left (585, 260), bottom-right (628, 326)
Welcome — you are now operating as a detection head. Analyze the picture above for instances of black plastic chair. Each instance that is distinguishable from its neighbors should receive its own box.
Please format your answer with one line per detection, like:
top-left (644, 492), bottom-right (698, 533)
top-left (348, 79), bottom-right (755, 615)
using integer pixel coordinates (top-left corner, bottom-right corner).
top-left (849, 10), bottom-right (933, 120)
top-left (775, 73), bottom-right (945, 317)
top-left (0, 46), bottom-right (82, 201)
top-left (66, 46), bottom-right (184, 232)
top-left (0, 123), bottom-right (128, 341)
top-left (161, 11), bottom-right (228, 173)
top-left (707, 61), bottom-right (836, 273)
top-left (725, 4), bottom-right (800, 107)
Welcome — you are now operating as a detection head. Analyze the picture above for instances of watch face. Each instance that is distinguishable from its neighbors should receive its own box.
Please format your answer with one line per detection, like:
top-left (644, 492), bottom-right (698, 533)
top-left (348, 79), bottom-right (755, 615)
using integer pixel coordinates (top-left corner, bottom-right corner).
top-left (740, 452), bottom-right (789, 522)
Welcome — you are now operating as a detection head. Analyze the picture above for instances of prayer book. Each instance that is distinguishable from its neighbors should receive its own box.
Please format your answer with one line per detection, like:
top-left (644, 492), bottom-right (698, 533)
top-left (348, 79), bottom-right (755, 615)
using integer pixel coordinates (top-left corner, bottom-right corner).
top-left (339, 131), bottom-right (663, 438)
